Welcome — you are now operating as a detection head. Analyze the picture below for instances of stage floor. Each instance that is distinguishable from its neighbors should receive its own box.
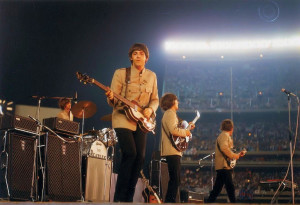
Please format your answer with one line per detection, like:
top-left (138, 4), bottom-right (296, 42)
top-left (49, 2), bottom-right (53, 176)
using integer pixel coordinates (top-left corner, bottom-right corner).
top-left (0, 202), bottom-right (296, 205)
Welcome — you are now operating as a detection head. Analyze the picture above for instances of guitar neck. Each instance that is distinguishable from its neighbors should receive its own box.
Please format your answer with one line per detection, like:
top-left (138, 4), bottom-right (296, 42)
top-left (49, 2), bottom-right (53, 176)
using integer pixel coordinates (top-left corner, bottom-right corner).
top-left (92, 79), bottom-right (140, 110)
top-left (187, 110), bottom-right (200, 130)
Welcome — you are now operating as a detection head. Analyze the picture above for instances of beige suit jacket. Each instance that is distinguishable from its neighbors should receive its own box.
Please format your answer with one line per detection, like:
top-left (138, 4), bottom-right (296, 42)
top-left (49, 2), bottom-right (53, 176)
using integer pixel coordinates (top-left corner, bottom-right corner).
top-left (107, 66), bottom-right (159, 131)
top-left (215, 131), bottom-right (236, 170)
top-left (160, 109), bottom-right (187, 157)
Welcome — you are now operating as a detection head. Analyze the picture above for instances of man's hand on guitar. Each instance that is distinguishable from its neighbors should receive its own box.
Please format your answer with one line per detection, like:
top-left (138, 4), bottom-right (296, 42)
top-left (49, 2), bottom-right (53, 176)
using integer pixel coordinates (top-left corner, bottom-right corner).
top-left (185, 130), bottom-right (192, 136)
top-left (105, 88), bottom-right (114, 101)
top-left (189, 122), bottom-right (195, 130)
top-left (239, 150), bottom-right (247, 157)
top-left (143, 107), bottom-right (153, 119)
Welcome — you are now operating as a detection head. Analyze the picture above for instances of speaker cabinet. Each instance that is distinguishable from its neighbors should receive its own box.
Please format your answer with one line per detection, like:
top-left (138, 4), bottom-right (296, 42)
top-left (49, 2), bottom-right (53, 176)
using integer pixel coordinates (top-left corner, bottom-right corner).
top-left (85, 157), bottom-right (111, 202)
top-left (47, 134), bottom-right (81, 201)
top-left (2, 132), bottom-right (37, 200)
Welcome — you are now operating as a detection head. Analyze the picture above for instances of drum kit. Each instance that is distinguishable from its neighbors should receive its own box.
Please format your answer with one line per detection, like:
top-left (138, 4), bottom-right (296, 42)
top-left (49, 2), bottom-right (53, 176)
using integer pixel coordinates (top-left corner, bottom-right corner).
top-left (71, 100), bottom-right (118, 202)
top-left (70, 100), bottom-right (118, 158)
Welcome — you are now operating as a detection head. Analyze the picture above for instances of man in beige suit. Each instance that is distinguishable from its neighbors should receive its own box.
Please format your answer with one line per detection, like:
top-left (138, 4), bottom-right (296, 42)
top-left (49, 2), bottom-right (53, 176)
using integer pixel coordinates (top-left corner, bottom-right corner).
top-left (105, 43), bottom-right (159, 202)
top-left (207, 119), bottom-right (245, 203)
top-left (160, 93), bottom-right (195, 203)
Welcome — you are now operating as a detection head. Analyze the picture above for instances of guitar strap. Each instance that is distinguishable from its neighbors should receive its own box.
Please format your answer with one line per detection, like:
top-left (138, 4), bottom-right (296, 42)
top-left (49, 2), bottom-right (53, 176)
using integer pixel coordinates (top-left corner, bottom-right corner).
top-left (124, 67), bottom-right (131, 98)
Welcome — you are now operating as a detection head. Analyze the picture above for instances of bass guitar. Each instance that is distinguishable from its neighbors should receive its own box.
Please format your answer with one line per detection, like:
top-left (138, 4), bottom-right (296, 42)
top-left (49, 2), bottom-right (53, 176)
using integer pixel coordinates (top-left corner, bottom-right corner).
top-left (171, 110), bottom-right (200, 152)
top-left (76, 72), bottom-right (156, 133)
top-left (140, 170), bottom-right (162, 204)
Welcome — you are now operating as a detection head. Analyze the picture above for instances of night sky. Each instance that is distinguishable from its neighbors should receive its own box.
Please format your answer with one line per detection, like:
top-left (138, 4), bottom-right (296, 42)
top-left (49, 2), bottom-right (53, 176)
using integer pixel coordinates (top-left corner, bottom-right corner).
top-left (0, 0), bottom-right (299, 153)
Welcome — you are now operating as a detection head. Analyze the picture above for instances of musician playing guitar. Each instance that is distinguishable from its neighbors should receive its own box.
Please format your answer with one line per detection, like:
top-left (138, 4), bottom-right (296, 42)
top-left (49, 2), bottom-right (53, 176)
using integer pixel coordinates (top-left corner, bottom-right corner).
top-left (105, 43), bottom-right (159, 202)
top-left (160, 93), bottom-right (195, 203)
top-left (207, 119), bottom-right (246, 203)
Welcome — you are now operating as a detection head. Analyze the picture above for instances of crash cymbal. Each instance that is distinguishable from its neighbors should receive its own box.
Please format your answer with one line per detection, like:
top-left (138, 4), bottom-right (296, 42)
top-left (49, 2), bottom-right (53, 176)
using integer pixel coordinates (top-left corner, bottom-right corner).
top-left (71, 101), bottom-right (97, 119)
top-left (100, 114), bottom-right (112, 121)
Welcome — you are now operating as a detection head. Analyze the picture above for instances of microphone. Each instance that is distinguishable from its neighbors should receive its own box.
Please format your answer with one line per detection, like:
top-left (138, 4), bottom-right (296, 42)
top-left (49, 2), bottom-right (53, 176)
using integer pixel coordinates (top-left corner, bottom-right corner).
top-left (28, 115), bottom-right (42, 125)
top-left (73, 91), bottom-right (78, 104)
top-left (281, 88), bottom-right (297, 97)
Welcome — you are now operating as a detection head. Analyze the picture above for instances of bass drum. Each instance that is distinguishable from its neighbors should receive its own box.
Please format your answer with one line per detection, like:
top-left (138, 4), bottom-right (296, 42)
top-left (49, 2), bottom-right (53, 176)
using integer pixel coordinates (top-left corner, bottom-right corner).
top-left (88, 140), bottom-right (107, 160)
top-left (85, 140), bottom-right (111, 202)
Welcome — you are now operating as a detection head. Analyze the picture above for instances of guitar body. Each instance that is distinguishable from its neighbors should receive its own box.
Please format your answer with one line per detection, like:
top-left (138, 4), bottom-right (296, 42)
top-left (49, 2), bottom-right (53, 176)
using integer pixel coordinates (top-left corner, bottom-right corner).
top-left (123, 105), bottom-right (156, 133)
top-left (140, 170), bottom-right (162, 204)
top-left (142, 188), bottom-right (161, 204)
top-left (227, 148), bottom-right (247, 168)
top-left (149, 194), bottom-right (161, 204)
top-left (170, 135), bottom-right (191, 152)
top-left (169, 110), bottom-right (200, 152)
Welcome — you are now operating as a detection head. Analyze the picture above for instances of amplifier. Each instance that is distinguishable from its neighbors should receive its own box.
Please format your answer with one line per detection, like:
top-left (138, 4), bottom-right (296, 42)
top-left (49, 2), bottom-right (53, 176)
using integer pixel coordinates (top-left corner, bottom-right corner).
top-left (0, 114), bottom-right (37, 134)
top-left (43, 117), bottom-right (79, 135)
top-left (181, 190), bottom-right (204, 203)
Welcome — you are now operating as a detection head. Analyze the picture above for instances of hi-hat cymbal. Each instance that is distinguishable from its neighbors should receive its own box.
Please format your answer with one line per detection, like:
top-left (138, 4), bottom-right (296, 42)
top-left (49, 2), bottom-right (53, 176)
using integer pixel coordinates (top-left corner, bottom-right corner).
top-left (71, 101), bottom-right (97, 119)
top-left (100, 114), bottom-right (112, 121)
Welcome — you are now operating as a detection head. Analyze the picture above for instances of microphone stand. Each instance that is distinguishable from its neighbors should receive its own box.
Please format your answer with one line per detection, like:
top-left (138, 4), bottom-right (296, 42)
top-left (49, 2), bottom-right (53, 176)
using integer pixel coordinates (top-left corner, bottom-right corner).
top-left (285, 94), bottom-right (295, 204)
top-left (196, 152), bottom-right (215, 190)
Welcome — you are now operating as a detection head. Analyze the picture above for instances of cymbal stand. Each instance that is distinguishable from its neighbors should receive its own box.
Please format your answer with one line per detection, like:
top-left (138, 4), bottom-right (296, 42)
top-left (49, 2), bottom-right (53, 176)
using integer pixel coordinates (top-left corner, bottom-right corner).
top-left (197, 152), bottom-right (215, 190)
top-left (81, 108), bottom-right (85, 135)
top-left (79, 108), bottom-right (85, 202)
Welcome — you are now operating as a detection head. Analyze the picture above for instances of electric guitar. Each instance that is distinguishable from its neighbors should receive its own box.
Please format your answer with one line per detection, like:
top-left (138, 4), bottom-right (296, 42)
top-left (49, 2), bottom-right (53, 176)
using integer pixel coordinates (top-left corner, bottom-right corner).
top-left (140, 170), bottom-right (162, 204)
top-left (76, 72), bottom-right (156, 133)
top-left (171, 110), bottom-right (200, 152)
top-left (227, 148), bottom-right (247, 168)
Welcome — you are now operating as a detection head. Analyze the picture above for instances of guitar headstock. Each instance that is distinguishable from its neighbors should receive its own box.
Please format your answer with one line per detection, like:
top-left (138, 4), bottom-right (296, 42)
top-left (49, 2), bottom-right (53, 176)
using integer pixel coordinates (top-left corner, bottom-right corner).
top-left (76, 72), bottom-right (94, 85)
top-left (195, 110), bottom-right (200, 119)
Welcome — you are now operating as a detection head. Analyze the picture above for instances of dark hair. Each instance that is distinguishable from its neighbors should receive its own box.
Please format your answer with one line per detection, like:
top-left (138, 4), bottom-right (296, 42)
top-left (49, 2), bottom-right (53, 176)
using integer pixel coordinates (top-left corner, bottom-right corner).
top-left (160, 93), bottom-right (177, 111)
top-left (220, 119), bottom-right (234, 131)
top-left (58, 98), bottom-right (71, 110)
top-left (128, 43), bottom-right (149, 63)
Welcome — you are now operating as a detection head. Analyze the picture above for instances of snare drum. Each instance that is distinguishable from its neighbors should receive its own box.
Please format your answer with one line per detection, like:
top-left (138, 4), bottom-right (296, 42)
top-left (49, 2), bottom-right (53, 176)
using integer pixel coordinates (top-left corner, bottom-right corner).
top-left (98, 128), bottom-right (118, 147)
top-left (88, 140), bottom-right (107, 160)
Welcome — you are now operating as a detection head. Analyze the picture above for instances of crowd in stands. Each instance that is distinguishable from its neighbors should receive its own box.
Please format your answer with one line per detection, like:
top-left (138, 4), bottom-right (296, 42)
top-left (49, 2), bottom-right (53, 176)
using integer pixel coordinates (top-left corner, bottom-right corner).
top-left (163, 59), bottom-right (300, 112)
top-left (183, 121), bottom-right (298, 154)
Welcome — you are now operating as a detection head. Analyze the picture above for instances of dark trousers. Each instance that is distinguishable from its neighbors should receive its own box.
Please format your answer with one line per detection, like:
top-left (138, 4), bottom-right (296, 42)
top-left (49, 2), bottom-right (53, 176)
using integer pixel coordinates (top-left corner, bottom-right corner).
top-left (113, 127), bottom-right (147, 202)
top-left (165, 155), bottom-right (181, 203)
top-left (207, 169), bottom-right (236, 203)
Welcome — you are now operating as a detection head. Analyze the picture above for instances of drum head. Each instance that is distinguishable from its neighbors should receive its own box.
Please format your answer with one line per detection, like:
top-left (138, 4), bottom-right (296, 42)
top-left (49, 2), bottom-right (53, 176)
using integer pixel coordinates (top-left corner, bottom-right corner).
top-left (88, 140), bottom-right (107, 160)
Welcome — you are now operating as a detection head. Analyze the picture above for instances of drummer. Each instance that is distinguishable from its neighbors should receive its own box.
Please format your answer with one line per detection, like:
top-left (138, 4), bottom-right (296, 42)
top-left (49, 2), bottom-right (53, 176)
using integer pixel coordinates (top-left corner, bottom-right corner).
top-left (57, 98), bottom-right (73, 121)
